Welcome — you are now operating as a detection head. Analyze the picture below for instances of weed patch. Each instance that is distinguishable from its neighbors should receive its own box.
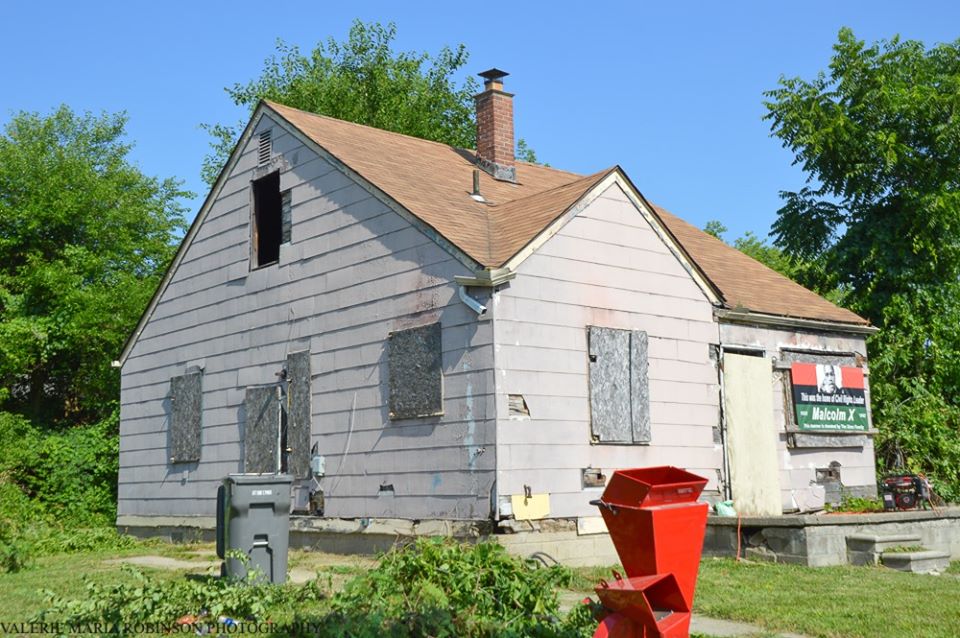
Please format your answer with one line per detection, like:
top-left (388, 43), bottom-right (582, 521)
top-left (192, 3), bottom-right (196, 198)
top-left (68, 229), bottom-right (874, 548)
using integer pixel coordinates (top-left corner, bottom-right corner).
top-left (33, 539), bottom-right (596, 637)
top-left (318, 538), bottom-right (592, 637)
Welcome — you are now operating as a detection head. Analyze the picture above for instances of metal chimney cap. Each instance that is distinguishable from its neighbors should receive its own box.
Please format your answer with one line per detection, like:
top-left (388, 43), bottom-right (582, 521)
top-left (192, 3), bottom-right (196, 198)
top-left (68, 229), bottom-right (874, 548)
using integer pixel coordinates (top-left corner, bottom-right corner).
top-left (478, 68), bottom-right (510, 83)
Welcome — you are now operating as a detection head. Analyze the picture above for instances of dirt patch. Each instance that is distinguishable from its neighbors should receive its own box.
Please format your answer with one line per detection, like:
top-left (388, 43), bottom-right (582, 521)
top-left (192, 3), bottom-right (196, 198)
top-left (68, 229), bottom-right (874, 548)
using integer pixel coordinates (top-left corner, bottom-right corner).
top-left (288, 550), bottom-right (376, 572)
top-left (105, 555), bottom-right (219, 572)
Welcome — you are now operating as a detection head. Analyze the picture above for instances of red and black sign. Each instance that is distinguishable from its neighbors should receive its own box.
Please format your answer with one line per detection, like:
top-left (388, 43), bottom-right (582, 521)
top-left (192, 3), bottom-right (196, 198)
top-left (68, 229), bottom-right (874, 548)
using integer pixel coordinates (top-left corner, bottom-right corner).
top-left (790, 363), bottom-right (868, 431)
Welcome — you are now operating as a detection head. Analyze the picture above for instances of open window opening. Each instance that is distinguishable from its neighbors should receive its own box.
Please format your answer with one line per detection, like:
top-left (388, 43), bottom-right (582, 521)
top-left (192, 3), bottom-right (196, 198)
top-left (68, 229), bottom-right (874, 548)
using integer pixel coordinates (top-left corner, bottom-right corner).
top-left (252, 171), bottom-right (282, 267)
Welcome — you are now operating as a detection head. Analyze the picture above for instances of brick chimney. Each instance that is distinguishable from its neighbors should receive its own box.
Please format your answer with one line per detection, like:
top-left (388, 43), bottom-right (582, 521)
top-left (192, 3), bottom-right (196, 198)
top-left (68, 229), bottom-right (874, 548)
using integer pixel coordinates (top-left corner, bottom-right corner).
top-left (475, 68), bottom-right (516, 182)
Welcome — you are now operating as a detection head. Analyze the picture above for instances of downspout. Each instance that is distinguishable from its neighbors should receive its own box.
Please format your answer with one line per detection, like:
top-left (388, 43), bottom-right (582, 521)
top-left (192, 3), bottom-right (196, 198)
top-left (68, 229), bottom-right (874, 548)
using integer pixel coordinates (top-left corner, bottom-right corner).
top-left (458, 285), bottom-right (487, 316)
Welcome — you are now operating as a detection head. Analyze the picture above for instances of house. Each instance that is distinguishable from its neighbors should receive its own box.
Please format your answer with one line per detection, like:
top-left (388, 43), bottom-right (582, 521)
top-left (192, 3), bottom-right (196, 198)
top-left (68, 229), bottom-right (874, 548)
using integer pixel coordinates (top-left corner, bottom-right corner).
top-left (117, 69), bottom-right (877, 544)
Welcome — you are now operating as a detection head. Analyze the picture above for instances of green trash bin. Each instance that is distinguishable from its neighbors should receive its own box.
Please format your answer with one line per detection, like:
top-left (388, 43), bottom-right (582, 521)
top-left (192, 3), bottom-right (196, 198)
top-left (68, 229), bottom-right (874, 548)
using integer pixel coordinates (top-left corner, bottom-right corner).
top-left (216, 474), bottom-right (293, 584)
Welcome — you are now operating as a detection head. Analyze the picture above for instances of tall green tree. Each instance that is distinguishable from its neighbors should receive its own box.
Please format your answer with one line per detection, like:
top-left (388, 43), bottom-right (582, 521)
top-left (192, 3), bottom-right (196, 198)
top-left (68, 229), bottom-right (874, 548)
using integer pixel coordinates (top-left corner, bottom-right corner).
top-left (0, 107), bottom-right (189, 426)
top-left (202, 20), bottom-right (480, 184)
top-left (765, 28), bottom-right (960, 321)
top-left (765, 29), bottom-right (960, 496)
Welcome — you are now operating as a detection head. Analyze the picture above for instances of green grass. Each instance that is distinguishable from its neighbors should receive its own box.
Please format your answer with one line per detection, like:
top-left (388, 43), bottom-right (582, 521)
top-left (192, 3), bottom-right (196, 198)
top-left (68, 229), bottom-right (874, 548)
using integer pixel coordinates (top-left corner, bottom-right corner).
top-left (0, 544), bottom-right (190, 621)
top-left (693, 558), bottom-right (960, 638)
top-left (5, 542), bottom-right (960, 638)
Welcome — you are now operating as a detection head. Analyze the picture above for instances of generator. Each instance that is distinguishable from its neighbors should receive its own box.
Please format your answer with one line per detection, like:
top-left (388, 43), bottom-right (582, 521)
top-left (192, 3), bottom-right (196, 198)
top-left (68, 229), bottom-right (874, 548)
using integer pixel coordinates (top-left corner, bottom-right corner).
top-left (881, 474), bottom-right (929, 510)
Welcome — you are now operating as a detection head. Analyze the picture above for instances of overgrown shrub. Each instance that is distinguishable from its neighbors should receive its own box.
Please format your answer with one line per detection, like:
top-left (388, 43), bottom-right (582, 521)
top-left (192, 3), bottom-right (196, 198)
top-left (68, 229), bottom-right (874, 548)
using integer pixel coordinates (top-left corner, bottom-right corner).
top-left (0, 478), bottom-right (138, 573)
top-left (0, 482), bottom-right (32, 573)
top-left (36, 539), bottom-right (595, 638)
top-left (322, 538), bottom-right (592, 638)
top-left (868, 287), bottom-right (960, 502)
top-left (18, 410), bottom-right (121, 526)
top-left (0, 410), bottom-right (129, 571)
top-left (37, 559), bottom-right (324, 630)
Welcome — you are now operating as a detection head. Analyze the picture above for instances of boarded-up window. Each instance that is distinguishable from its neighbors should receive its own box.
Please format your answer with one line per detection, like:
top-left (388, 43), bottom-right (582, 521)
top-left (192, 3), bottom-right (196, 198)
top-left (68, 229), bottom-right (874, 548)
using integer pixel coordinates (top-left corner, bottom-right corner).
top-left (170, 371), bottom-right (202, 463)
top-left (286, 350), bottom-right (311, 478)
top-left (588, 326), bottom-right (650, 444)
top-left (244, 386), bottom-right (281, 473)
top-left (389, 322), bottom-right (443, 419)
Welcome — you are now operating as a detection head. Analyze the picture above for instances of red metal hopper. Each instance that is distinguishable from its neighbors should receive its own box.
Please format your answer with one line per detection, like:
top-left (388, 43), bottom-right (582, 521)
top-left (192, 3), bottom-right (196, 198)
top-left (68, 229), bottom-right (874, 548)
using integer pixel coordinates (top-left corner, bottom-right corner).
top-left (590, 466), bottom-right (709, 638)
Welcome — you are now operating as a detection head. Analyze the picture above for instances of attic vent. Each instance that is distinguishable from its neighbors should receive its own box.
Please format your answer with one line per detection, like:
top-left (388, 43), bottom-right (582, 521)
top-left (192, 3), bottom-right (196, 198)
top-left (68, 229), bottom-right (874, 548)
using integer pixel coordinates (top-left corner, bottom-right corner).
top-left (258, 130), bottom-right (272, 166)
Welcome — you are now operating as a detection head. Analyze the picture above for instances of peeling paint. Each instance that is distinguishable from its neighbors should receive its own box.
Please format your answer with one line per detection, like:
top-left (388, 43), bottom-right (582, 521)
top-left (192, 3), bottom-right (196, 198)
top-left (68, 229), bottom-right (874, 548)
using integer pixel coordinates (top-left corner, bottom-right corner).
top-left (464, 379), bottom-right (479, 469)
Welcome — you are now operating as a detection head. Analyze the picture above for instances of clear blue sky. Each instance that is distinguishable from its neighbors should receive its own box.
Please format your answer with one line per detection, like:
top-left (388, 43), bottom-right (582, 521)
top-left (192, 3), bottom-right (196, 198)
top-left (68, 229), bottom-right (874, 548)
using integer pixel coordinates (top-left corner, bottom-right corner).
top-left (3, 1), bottom-right (958, 241)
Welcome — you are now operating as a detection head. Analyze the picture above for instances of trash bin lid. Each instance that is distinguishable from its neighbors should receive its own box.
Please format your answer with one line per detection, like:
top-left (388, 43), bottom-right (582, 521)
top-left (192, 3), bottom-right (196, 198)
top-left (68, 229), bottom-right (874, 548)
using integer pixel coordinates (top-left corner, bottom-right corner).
top-left (225, 473), bottom-right (294, 486)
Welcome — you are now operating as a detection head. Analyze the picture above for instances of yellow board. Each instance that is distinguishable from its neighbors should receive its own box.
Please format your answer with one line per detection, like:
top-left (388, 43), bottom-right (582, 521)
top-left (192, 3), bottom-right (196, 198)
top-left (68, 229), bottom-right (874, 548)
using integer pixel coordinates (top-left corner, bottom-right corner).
top-left (511, 493), bottom-right (550, 520)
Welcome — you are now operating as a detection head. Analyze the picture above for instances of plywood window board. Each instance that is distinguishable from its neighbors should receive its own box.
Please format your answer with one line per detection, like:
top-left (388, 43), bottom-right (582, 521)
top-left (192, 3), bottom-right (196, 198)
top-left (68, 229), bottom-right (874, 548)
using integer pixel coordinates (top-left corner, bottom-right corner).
top-left (169, 371), bottom-right (202, 463)
top-left (588, 326), bottom-right (651, 444)
top-left (244, 386), bottom-right (281, 473)
top-left (388, 322), bottom-right (443, 420)
top-left (285, 350), bottom-right (312, 478)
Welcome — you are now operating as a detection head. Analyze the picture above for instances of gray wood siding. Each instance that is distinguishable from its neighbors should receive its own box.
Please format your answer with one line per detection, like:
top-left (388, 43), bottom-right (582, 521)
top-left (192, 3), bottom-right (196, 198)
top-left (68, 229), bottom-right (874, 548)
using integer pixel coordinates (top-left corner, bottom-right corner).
top-left (718, 323), bottom-right (876, 509)
top-left (493, 184), bottom-right (722, 519)
top-left (119, 115), bottom-right (495, 520)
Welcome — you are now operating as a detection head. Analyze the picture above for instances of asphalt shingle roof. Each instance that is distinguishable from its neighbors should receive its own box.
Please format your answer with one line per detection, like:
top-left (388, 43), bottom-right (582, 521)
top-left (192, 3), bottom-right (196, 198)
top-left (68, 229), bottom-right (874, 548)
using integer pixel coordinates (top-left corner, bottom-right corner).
top-left (267, 101), bottom-right (868, 327)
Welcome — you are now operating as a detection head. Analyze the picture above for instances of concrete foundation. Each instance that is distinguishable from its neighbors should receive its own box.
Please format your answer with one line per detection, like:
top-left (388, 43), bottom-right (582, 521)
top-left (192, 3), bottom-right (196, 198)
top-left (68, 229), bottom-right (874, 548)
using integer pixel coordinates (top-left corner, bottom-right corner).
top-left (118, 508), bottom-right (960, 569)
top-left (704, 508), bottom-right (960, 566)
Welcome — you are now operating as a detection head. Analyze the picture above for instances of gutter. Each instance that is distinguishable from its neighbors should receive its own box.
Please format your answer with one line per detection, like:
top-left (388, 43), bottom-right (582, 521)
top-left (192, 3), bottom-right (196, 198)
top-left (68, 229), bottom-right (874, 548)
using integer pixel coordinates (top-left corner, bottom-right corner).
top-left (715, 308), bottom-right (879, 336)
top-left (454, 268), bottom-right (515, 317)
top-left (454, 267), bottom-right (515, 288)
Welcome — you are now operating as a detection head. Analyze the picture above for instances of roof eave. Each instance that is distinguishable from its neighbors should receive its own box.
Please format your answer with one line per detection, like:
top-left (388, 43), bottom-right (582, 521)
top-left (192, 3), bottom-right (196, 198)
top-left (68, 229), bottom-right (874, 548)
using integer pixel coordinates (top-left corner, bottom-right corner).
top-left (715, 307), bottom-right (878, 335)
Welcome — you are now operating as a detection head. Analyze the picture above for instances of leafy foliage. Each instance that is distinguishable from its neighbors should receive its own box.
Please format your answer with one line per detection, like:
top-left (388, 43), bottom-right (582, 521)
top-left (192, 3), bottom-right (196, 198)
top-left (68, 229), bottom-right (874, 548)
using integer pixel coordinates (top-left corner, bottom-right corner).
top-left (765, 28), bottom-right (960, 320)
top-left (764, 29), bottom-right (960, 496)
top-left (517, 138), bottom-right (546, 165)
top-left (0, 410), bottom-right (119, 526)
top-left (702, 220), bottom-right (728, 239)
top-left (322, 538), bottom-right (590, 638)
top-left (0, 411), bottom-right (131, 571)
top-left (202, 21), bottom-right (479, 185)
top-left (0, 106), bottom-right (188, 425)
top-left (0, 482), bottom-right (33, 573)
top-left (34, 539), bottom-right (593, 637)
top-left (825, 494), bottom-right (885, 513)
top-left (36, 560), bottom-right (323, 629)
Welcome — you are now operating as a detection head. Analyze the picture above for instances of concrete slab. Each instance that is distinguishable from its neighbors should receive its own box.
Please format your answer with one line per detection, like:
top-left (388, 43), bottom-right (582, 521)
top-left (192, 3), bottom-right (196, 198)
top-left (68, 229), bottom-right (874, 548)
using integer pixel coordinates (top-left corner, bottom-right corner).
top-left (690, 614), bottom-right (806, 638)
top-left (881, 550), bottom-right (951, 573)
top-left (691, 615), bottom-right (811, 638)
